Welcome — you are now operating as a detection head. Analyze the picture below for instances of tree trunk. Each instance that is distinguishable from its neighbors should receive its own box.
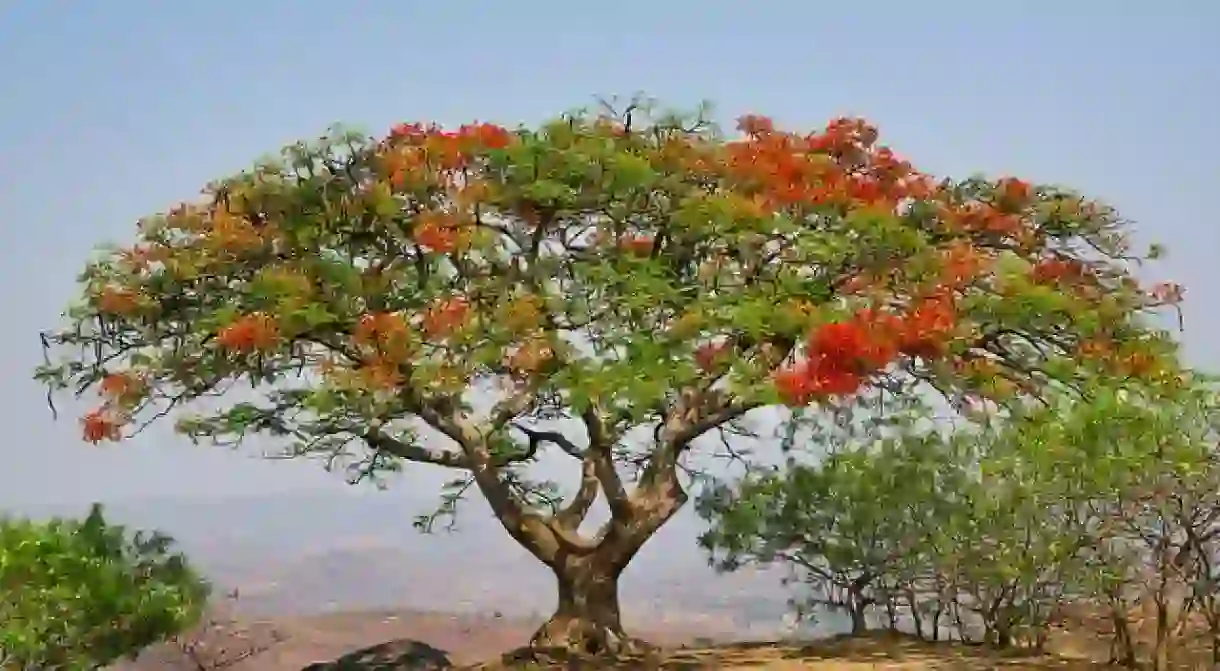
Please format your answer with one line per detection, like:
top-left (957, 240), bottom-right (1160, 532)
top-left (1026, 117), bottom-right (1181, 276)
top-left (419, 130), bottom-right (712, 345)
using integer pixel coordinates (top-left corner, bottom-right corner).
top-left (530, 553), bottom-right (642, 656)
top-left (1108, 602), bottom-right (1137, 668)
top-left (849, 603), bottom-right (867, 636)
top-left (524, 477), bottom-right (686, 657)
top-left (465, 412), bottom-right (691, 659)
top-left (904, 587), bottom-right (924, 640)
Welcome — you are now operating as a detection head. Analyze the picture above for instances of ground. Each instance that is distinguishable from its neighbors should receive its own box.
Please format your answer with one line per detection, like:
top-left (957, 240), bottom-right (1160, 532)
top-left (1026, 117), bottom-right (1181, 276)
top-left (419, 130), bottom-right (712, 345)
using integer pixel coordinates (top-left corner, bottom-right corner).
top-left (473, 632), bottom-right (1110, 670)
top-left (118, 610), bottom-right (1167, 670)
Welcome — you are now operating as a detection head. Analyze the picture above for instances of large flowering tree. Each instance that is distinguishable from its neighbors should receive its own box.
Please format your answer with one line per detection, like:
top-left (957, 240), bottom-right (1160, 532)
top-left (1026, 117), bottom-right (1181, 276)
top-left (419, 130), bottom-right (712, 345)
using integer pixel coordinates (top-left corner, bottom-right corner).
top-left (36, 100), bottom-right (1182, 654)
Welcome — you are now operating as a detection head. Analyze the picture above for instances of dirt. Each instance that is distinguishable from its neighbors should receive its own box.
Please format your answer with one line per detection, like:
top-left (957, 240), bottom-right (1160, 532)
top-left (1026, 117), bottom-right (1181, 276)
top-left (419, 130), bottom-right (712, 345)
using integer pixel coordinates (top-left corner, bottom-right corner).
top-left (119, 609), bottom-right (717, 670)
top-left (118, 606), bottom-right (1216, 670)
top-left (114, 614), bottom-right (1141, 671)
top-left (472, 632), bottom-right (1109, 670)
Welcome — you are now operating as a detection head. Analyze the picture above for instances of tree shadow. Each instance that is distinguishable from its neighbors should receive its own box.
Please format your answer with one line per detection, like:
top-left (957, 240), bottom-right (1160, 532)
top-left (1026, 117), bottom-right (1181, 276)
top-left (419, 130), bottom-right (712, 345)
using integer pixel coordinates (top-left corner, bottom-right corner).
top-left (300, 638), bottom-right (454, 670)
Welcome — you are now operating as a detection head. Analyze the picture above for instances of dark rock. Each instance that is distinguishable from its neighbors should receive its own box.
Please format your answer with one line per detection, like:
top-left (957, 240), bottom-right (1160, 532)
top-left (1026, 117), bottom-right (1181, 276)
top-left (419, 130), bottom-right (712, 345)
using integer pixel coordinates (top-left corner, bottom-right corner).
top-left (301, 638), bottom-right (453, 670)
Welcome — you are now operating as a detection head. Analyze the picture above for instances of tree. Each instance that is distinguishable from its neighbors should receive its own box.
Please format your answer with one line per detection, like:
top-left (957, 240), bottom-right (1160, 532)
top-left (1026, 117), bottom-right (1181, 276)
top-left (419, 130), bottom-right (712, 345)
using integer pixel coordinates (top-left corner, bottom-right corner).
top-left (35, 97), bottom-right (1182, 655)
top-left (699, 374), bottom-right (1219, 668)
top-left (1053, 379), bottom-right (1220, 669)
top-left (0, 504), bottom-right (210, 670)
top-left (696, 395), bottom-right (949, 635)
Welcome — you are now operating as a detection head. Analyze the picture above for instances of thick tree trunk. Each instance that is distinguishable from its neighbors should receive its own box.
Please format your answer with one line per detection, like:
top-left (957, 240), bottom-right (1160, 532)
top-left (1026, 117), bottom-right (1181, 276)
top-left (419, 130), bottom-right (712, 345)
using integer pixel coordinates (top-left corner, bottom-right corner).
top-left (529, 553), bottom-right (643, 655)
top-left (463, 402), bottom-right (698, 659)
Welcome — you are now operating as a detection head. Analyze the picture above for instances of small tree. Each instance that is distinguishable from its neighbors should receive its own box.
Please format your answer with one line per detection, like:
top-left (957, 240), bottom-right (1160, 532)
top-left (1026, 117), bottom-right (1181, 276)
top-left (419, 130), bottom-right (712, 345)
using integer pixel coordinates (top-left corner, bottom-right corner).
top-left (35, 97), bottom-right (1179, 654)
top-left (700, 375), bottom-right (1218, 667)
top-left (0, 504), bottom-right (209, 670)
top-left (696, 396), bottom-right (945, 635)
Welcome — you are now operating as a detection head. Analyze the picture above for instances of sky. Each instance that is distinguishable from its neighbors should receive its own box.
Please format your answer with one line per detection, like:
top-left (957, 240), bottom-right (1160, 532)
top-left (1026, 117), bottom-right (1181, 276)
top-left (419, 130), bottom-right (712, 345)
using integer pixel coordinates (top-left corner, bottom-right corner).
top-left (0, 1), bottom-right (1217, 509)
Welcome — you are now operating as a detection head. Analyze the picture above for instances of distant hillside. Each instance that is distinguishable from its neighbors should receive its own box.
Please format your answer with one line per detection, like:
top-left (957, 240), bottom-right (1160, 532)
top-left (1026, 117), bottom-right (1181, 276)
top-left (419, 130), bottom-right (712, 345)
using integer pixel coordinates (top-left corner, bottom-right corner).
top-left (12, 490), bottom-right (851, 637)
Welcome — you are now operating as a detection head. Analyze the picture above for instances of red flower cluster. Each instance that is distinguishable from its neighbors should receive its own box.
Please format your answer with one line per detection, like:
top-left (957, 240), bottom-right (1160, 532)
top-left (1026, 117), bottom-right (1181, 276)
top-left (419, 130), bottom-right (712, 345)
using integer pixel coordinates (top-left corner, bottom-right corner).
top-left (217, 313), bottom-right (281, 353)
top-left (422, 298), bottom-right (471, 340)
top-left (620, 235), bottom-right (655, 257)
top-left (726, 115), bottom-right (927, 210)
top-left (81, 409), bottom-right (122, 444)
top-left (388, 121), bottom-right (512, 170)
top-left (695, 342), bottom-right (730, 373)
top-left (775, 295), bottom-right (957, 406)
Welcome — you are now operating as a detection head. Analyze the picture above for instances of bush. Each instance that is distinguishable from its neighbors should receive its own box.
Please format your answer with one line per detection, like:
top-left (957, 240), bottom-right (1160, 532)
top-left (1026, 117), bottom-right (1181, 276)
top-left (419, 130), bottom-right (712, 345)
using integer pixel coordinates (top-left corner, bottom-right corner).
top-left (0, 503), bottom-right (210, 669)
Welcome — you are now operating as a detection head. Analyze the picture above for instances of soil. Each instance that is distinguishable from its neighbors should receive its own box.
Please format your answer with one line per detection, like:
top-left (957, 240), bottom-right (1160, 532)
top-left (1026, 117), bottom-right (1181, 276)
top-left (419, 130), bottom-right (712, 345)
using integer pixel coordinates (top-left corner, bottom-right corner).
top-left (117, 610), bottom-right (1169, 671)
top-left (473, 632), bottom-right (1109, 670)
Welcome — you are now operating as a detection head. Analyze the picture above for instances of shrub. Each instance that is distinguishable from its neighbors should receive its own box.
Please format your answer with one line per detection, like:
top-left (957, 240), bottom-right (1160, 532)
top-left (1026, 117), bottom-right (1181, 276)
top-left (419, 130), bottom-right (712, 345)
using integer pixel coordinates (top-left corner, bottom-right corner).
top-left (0, 503), bottom-right (210, 669)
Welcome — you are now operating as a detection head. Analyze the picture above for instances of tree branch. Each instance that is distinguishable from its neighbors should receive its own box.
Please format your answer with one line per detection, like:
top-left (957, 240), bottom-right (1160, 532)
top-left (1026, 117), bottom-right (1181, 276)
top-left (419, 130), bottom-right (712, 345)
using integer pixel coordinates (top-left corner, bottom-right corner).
top-left (511, 422), bottom-right (585, 459)
top-left (552, 455), bottom-right (599, 531)
top-left (580, 405), bottom-right (632, 519)
top-left (362, 429), bottom-right (471, 469)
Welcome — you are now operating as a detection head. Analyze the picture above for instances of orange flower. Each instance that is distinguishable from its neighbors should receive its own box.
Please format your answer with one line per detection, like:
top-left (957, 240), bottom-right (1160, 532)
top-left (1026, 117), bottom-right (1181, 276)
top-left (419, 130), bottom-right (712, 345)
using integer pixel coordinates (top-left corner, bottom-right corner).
top-left (217, 313), bottom-right (281, 353)
top-left (457, 122), bottom-right (512, 150)
top-left (774, 358), bottom-right (863, 407)
top-left (1121, 351), bottom-right (1156, 377)
top-left (355, 312), bottom-right (407, 344)
top-left (422, 298), bottom-right (471, 340)
top-left (359, 355), bottom-right (405, 390)
top-left (380, 147), bottom-right (427, 187)
top-left (620, 235), bottom-right (655, 258)
top-left (207, 207), bottom-right (265, 252)
top-left (850, 310), bottom-right (903, 372)
top-left (98, 371), bottom-right (145, 404)
top-left (939, 242), bottom-right (986, 288)
top-left (775, 365), bottom-right (818, 406)
top-left (995, 177), bottom-right (1033, 211)
top-left (96, 286), bottom-right (141, 316)
top-left (502, 295), bottom-right (543, 334)
top-left (806, 360), bottom-right (863, 397)
top-left (898, 295), bottom-right (956, 359)
top-left (507, 338), bottom-right (554, 375)
top-left (413, 211), bottom-right (469, 254)
top-left (1077, 339), bottom-right (1112, 361)
top-left (1031, 257), bottom-right (1089, 285)
top-left (695, 342), bottom-right (730, 373)
top-left (389, 122), bottom-right (428, 143)
top-left (81, 408), bottom-right (122, 444)
top-left (354, 311), bottom-right (412, 361)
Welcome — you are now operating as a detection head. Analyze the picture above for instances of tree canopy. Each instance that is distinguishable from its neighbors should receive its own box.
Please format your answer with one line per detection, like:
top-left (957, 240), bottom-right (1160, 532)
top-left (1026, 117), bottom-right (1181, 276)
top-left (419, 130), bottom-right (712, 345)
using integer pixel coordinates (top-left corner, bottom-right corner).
top-left (36, 98), bottom-right (1185, 655)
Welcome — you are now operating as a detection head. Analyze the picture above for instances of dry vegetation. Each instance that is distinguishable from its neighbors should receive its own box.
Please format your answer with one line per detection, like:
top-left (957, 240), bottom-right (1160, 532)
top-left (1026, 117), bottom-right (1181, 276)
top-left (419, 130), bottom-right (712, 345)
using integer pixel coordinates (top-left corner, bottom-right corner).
top-left (114, 601), bottom-right (1220, 670)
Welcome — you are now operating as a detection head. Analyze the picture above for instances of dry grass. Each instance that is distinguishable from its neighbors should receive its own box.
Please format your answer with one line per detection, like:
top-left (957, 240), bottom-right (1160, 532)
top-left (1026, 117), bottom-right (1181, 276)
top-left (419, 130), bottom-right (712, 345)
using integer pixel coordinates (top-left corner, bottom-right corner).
top-left (122, 609), bottom-right (1220, 669)
top-left (472, 632), bottom-right (1108, 671)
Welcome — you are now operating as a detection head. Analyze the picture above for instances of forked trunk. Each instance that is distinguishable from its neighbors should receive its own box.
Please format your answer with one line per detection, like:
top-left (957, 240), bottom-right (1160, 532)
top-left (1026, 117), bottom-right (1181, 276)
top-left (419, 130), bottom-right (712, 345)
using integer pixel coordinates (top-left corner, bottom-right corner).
top-left (468, 419), bottom-right (690, 659)
top-left (525, 491), bottom-right (685, 657)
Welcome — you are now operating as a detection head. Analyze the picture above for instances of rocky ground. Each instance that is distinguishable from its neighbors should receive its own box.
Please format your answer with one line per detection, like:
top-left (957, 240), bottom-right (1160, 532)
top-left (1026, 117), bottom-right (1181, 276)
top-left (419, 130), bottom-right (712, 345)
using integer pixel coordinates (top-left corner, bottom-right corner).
top-left (117, 609), bottom-right (1183, 670)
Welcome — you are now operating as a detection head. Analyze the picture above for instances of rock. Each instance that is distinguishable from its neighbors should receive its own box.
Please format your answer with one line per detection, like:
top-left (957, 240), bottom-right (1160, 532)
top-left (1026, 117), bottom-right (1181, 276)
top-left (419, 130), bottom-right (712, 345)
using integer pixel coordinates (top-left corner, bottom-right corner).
top-left (301, 638), bottom-right (453, 670)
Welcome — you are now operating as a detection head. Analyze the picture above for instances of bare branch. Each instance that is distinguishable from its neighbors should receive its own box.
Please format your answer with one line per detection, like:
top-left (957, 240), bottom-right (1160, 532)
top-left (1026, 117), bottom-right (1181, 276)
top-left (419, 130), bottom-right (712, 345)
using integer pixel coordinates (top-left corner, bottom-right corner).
top-left (362, 429), bottom-right (471, 469)
top-left (552, 455), bottom-right (599, 532)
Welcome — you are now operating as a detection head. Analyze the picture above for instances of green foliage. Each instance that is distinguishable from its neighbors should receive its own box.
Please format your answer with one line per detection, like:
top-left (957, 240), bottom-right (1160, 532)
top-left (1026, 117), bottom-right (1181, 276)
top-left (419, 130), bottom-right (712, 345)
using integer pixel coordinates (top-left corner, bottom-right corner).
top-left (0, 504), bottom-right (210, 669)
top-left (698, 374), bottom-right (1220, 656)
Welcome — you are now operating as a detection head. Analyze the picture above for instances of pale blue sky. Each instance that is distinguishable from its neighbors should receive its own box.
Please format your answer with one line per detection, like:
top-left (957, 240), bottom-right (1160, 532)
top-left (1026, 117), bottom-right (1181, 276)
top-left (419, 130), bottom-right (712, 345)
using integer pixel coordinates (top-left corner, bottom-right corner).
top-left (1, 2), bottom-right (1216, 508)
